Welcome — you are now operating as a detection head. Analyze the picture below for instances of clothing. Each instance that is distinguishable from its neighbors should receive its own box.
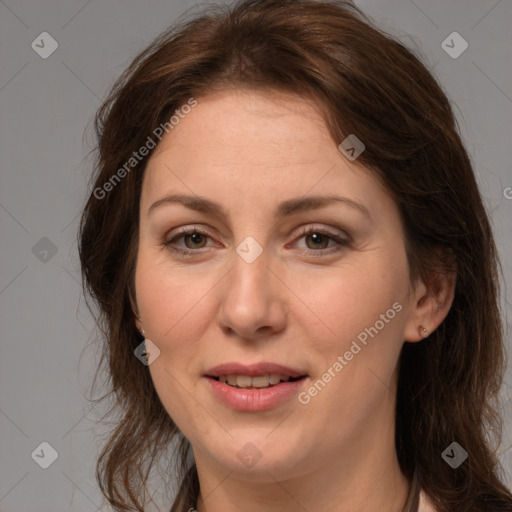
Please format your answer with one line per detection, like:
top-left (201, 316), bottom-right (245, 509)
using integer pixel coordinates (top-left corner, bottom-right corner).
top-left (419, 489), bottom-right (438, 512)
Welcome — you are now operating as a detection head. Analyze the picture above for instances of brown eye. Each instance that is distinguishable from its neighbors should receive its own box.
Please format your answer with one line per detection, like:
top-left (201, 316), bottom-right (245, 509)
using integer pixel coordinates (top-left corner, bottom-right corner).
top-left (304, 232), bottom-right (331, 250)
top-left (164, 227), bottom-right (216, 256)
top-left (183, 232), bottom-right (208, 249)
top-left (292, 226), bottom-right (350, 256)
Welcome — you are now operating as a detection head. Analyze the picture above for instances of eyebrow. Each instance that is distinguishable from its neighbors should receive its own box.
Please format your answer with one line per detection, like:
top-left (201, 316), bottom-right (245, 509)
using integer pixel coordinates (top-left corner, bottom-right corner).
top-left (147, 193), bottom-right (371, 220)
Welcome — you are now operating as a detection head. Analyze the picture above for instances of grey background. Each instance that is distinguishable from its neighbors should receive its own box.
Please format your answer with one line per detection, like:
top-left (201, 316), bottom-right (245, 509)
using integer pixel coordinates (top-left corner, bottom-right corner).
top-left (1, 0), bottom-right (511, 510)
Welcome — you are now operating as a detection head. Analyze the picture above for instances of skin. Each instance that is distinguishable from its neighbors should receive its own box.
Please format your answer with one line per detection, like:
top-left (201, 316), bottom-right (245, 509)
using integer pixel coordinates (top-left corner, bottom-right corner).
top-left (134, 89), bottom-right (455, 512)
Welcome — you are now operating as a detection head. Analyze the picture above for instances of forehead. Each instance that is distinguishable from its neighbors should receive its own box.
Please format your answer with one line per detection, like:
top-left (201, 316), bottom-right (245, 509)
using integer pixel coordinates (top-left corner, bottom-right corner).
top-left (150, 89), bottom-right (333, 164)
top-left (141, 89), bottom-right (389, 215)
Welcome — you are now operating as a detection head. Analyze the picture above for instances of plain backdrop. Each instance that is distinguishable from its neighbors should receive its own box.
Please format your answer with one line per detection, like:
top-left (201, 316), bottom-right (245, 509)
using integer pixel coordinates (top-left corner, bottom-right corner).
top-left (1, 0), bottom-right (511, 510)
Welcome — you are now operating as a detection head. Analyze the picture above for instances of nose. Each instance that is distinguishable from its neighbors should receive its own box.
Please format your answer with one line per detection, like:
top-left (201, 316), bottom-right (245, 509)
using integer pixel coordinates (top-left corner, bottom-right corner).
top-left (217, 247), bottom-right (287, 342)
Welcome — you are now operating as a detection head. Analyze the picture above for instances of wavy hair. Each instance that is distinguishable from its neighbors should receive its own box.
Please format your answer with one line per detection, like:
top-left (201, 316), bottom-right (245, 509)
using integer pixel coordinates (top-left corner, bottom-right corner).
top-left (78, 1), bottom-right (512, 510)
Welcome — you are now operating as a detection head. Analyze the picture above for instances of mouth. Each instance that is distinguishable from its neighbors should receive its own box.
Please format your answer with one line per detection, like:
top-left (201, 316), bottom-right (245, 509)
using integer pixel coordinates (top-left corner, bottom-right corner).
top-left (209, 374), bottom-right (305, 389)
top-left (204, 362), bottom-right (308, 411)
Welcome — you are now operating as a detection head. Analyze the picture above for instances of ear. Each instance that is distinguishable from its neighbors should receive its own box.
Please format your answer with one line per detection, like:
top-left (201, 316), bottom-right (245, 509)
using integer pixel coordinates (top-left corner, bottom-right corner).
top-left (403, 266), bottom-right (456, 342)
top-left (129, 286), bottom-right (143, 333)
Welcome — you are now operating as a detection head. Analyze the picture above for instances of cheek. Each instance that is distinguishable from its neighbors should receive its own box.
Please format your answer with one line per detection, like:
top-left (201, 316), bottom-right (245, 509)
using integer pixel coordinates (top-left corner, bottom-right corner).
top-left (134, 252), bottom-right (215, 432)
top-left (135, 250), bottom-right (217, 348)
top-left (298, 254), bottom-right (408, 350)
top-left (291, 262), bottom-right (407, 437)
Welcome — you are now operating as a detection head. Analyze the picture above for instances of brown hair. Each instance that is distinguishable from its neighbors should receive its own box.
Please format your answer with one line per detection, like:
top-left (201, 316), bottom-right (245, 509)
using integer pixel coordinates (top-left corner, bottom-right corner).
top-left (78, 1), bottom-right (512, 510)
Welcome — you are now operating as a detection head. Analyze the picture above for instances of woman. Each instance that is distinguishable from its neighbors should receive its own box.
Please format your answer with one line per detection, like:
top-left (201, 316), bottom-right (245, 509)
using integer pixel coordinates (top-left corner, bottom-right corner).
top-left (78, 1), bottom-right (512, 511)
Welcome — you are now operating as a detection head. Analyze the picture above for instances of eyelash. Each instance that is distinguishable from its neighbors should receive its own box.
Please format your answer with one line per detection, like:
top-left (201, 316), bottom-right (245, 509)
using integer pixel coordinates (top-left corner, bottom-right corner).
top-left (163, 225), bottom-right (350, 257)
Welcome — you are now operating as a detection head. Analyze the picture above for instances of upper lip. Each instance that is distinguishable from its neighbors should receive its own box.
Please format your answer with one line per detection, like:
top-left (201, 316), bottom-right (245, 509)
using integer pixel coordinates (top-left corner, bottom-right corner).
top-left (205, 362), bottom-right (307, 379)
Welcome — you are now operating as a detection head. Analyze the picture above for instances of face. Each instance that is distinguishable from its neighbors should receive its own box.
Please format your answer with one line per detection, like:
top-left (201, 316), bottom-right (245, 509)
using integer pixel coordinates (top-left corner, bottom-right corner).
top-left (134, 89), bottom-right (418, 481)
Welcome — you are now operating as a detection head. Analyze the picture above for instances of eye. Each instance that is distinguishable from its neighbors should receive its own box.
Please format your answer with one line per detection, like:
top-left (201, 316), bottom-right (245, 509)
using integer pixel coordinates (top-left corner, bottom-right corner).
top-left (291, 225), bottom-right (350, 256)
top-left (163, 225), bottom-right (350, 257)
top-left (164, 227), bottom-right (217, 256)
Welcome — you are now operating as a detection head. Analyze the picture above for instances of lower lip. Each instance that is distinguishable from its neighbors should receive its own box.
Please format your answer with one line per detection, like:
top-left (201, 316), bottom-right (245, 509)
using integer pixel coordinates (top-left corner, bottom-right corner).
top-left (205, 377), bottom-right (307, 411)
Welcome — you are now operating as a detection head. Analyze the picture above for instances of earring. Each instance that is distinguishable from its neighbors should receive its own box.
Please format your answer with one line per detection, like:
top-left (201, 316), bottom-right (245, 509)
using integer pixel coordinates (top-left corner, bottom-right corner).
top-left (138, 317), bottom-right (145, 338)
top-left (418, 325), bottom-right (429, 337)
top-left (135, 320), bottom-right (160, 365)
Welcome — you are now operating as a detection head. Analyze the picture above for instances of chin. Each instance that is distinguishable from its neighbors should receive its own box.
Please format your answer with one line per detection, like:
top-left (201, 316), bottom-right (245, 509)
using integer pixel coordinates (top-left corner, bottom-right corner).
top-left (199, 431), bottom-right (309, 480)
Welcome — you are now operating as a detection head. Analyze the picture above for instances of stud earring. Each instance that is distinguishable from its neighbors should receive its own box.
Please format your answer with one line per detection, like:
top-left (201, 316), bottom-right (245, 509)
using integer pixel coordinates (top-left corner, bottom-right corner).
top-left (135, 320), bottom-right (161, 365)
top-left (137, 317), bottom-right (145, 338)
top-left (418, 325), bottom-right (429, 337)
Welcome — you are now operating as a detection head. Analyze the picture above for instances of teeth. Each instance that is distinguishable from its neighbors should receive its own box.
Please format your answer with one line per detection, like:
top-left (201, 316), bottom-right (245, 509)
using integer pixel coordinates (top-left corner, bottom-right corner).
top-left (269, 374), bottom-right (282, 385)
top-left (217, 374), bottom-right (293, 388)
top-left (251, 375), bottom-right (270, 388)
top-left (236, 375), bottom-right (252, 387)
